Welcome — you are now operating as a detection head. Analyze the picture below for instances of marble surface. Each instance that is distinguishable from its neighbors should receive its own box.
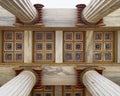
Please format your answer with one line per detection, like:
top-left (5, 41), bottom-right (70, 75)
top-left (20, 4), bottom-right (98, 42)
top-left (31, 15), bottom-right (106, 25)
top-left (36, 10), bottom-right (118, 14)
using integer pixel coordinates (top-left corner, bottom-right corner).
top-left (42, 66), bottom-right (77, 85)
top-left (43, 9), bottom-right (77, 27)
top-left (103, 66), bottom-right (120, 86)
top-left (55, 31), bottom-right (63, 63)
top-left (0, 66), bottom-right (15, 86)
top-left (0, 6), bottom-right (119, 27)
top-left (85, 30), bottom-right (94, 63)
top-left (0, 65), bottom-right (120, 86)
top-left (104, 8), bottom-right (120, 26)
top-left (117, 31), bottom-right (120, 63)
top-left (24, 31), bottom-right (33, 63)
top-left (0, 7), bottom-right (15, 26)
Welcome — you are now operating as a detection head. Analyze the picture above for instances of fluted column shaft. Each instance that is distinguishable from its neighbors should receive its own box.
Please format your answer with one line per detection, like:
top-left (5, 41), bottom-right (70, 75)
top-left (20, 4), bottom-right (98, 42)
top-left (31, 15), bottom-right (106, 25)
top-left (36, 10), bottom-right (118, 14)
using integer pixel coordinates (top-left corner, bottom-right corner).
top-left (82, 0), bottom-right (120, 24)
top-left (82, 70), bottom-right (120, 96)
top-left (0, 0), bottom-right (39, 24)
top-left (0, 71), bottom-right (36, 96)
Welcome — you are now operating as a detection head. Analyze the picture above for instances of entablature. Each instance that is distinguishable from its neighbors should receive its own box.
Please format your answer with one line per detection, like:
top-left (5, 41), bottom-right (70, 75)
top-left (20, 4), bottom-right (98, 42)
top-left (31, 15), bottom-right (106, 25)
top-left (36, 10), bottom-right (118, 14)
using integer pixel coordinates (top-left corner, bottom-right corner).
top-left (0, 26), bottom-right (120, 31)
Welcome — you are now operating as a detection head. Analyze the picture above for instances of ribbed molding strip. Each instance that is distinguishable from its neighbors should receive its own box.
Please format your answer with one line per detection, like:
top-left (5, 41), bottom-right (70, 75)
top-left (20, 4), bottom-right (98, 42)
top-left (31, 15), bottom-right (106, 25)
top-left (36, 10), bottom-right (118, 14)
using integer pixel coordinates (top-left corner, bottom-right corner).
top-left (82, 70), bottom-right (120, 96)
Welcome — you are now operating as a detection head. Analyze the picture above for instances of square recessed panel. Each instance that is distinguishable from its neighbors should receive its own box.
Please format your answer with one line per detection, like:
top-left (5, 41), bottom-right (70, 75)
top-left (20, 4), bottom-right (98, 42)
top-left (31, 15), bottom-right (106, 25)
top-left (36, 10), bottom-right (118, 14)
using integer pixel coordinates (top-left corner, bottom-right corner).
top-left (64, 42), bottom-right (73, 51)
top-left (74, 93), bottom-right (81, 96)
top-left (93, 32), bottom-right (113, 62)
top-left (35, 52), bottom-right (44, 61)
top-left (74, 92), bottom-right (83, 96)
top-left (64, 32), bottom-right (73, 41)
top-left (15, 43), bottom-right (23, 51)
top-left (104, 32), bottom-right (113, 41)
top-left (44, 92), bottom-right (53, 96)
top-left (4, 32), bottom-right (13, 41)
top-left (35, 32), bottom-right (44, 41)
top-left (4, 52), bottom-right (13, 62)
top-left (45, 42), bottom-right (54, 51)
top-left (64, 92), bottom-right (72, 96)
top-left (74, 52), bottom-right (84, 61)
top-left (44, 86), bottom-right (54, 91)
top-left (64, 86), bottom-right (73, 91)
top-left (15, 32), bottom-right (23, 41)
top-left (94, 32), bottom-right (102, 41)
top-left (104, 52), bottom-right (112, 61)
top-left (74, 42), bottom-right (83, 51)
top-left (64, 52), bottom-right (73, 61)
top-left (46, 53), bottom-right (54, 61)
top-left (94, 52), bottom-right (102, 61)
top-left (4, 42), bottom-right (13, 51)
top-left (94, 42), bottom-right (102, 51)
top-left (104, 42), bottom-right (112, 51)
top-left (34, 32), bottom-right (55, 62)
top-left (45, 32), bottom-right (54, 41)
top-left (34, 92), bottom-right (43, 96)
top-left (64, 32), bottom-right (84, 62)
top-left (35, 43), bottom-right (44, 51)
top-left (35, 94), bottom-right (41, 96)
top-left (74, 32), bottom-right (83, 41)
top-left (15, 53), bottom-right (23, 62)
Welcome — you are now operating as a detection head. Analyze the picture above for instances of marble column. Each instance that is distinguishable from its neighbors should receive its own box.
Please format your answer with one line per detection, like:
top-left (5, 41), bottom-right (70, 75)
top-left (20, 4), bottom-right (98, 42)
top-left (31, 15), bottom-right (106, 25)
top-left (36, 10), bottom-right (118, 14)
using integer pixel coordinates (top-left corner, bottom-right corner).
top-left (24, 30), bottom-right (33, 63)
top-left (82, 0), bottom-right (120, 24)
top-left (55, 30), bottom-right (63, 63)
top-left (85, 30), bottom-right (94, 63)
top-left (0, 0), bottom-right (38, 24)
top-left (82, 70), bottom-right (120, 96)
top-left (117, 30), bottom-right (120, 63)
top-left (0, 70), bottom-right (36, 96)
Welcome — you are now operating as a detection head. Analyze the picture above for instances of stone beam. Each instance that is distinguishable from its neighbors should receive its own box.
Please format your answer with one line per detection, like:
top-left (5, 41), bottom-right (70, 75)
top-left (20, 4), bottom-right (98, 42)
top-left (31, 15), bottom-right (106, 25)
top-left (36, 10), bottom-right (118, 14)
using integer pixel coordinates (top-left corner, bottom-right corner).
top-left (82, 0), bottom-right (120, 24)
top-left (0, 0), bottom-right (39, 24)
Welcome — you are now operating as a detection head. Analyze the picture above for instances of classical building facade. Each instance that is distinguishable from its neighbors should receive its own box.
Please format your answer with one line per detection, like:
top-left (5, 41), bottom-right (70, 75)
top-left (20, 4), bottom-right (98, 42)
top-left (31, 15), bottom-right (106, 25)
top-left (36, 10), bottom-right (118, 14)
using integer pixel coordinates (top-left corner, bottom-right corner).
top-left (0, 0), bottom-right (120, 96)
